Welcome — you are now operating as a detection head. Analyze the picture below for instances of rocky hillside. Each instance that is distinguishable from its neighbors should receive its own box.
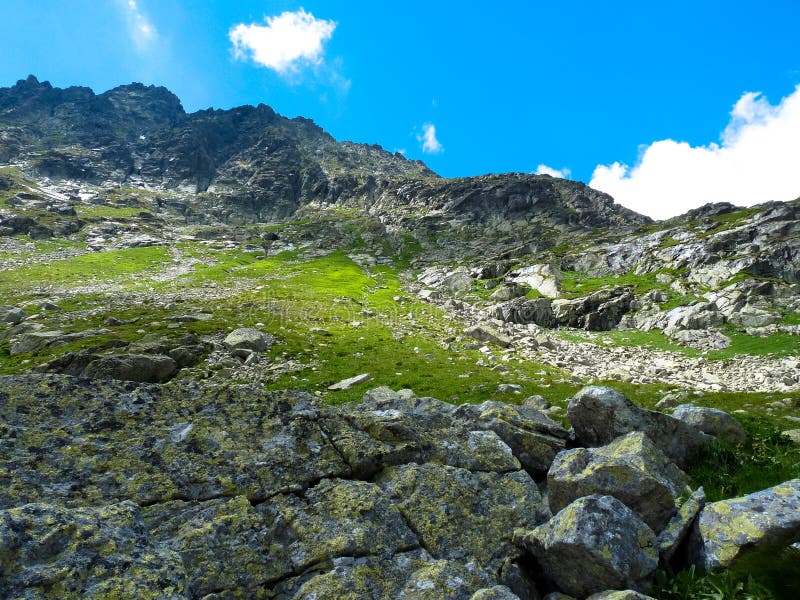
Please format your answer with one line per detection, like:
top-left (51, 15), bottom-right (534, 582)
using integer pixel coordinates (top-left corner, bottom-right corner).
top-left (1, 76), bottom-right (799, 598)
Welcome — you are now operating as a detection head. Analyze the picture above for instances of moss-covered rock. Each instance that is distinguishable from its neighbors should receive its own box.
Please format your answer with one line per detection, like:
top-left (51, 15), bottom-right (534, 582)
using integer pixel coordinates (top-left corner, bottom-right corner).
top-left (0, 501), bottom-right (187, 599)
top-left (687, 478), bottom-right (800, 570)
top-left (547, 432), bottom-right (689, 532)
top-left (514, 495), bottom-right (658, 598)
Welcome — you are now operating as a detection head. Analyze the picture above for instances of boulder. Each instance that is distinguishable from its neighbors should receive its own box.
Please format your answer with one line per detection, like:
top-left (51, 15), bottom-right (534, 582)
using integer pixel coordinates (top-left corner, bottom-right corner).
top-left (567, 386), bottom-right (712, 467)
top-left (379, 462), bottom-right (546, 577)
top-left (471, 585), bottom-right (522, 599)
top-left (441, 268), bottom-right (475, 293)
top-left (80, 353), bottom-right (178, 383)
top-left (688, 479), bottom-right (800, 570)
top-left (662, 302), bottom-right (724, 331)
top-left (671, 404), bottom-right (747, 445)
top-left (489, 298), bottom-right (557, 328)
top-left (0, 305), bottom-right (26, 326)
top-left (511, 264), bottom-right (563, 298)
top-left (454, 400), bottom-right (569, 476)
top-left (586, 592), bottom-right (655, 600)
top-left (223, 327), bottom-right (272, 352)
top-left (465, 322), bottom-right (512, 347)
top-left (551, 287), bottom-right (634, 331)
top-left (9, 330), bottom-right (66, 355)
top-left (547, 432), bottom-right (689, 532)
top-left (514, 495), bottom-right (658, 598)
top-left (490, 282), bottom-right (531, 302)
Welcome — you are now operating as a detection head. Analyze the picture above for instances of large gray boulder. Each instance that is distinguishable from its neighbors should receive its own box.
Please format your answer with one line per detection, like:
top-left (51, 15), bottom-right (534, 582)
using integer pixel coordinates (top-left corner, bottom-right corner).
top-left (514, 495), bottom-right (658, 598)
top-left (0, 305), bottom-right (26, 326)
top-left (656, 487), bottom-right (706, 562)
top-left (688, 479), bottom-right (800, 570)
top-left (551, 287), bottom-right (634, 331)
top-left (80, 353), bottom-right (178, 383)
top-left (568, 386), bottom-right (712, 467)
top-left (547, 432), bottom-right (689, 532)
top-left (490, 282), bottom-right (531, 302)
top-left (465, 322), bottom-right (512, 347)
top-left (453, 399), bottom-right (570, 476)
top-left (671, 404), bottom-right (747, 445)
top-left (489, 298), bottom-right (557, 328)
top-left (223, 327), bottom-right (272, 352)
top-left (511, 264), bottom-right (563, 298)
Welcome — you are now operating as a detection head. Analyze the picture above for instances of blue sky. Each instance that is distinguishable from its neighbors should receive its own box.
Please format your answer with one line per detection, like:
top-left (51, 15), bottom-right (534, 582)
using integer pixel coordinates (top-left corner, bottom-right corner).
top-left (2, 1), bottom-right (800, 218)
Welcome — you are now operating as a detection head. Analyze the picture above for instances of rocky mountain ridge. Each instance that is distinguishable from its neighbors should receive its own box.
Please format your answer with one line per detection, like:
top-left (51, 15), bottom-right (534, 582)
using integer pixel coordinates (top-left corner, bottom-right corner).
top-left (1, 76), bottom-right (799, 599)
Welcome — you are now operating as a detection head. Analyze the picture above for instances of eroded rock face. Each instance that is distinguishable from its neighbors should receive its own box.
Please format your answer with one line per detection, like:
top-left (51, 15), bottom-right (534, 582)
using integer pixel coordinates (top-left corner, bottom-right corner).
top-left (568, 386), bottom-right (712, 467)
top-left (514, 495), bottom-right (658, 598)
top-left (687, 479), bottom-right (800, 570)
top-left (80, 352), bottom-right (178, 383)
top-left (0, 375), bottom-right (546, 598)
top-left (547, 432), bottom-right (689, 532)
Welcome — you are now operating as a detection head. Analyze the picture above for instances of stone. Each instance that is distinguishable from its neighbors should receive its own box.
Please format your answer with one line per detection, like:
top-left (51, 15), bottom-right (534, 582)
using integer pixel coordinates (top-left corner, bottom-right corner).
top-left (489, 298), bottom-right (557, 328)
top-left (781, 429), bottom-right (800, 444)
top-left (656, 487), bottom-right (705, 562)
top-left (328, 372), bottom-right (372, 390)
top-left (514, 495), bottom-right (658, 598)
top-left (490, 282), bottom-right (531, 302)
top-left (666, 328), bottom-right (731, 351)
top-left (223, 327), bottom-right (272, 352)
top-left (80, 353), bottom-right (178, 383)
top-left (671, 404), bottom-right (747, 445)
top-left (0, 501), bottom-right (186, 599)
top-left (441, 268), bottom-right (475, 293)
top-left (547, 432), bottom-right (690, 532)
top-left (9, 330), bottom-right (65, 355)
top-left (0, 305), bottom-right (26, 325)
top-left (586, 592), bottom-right (656, 600)
top-left (453, 400), bottom-right (569, 476)
top-left (379, 462), bottom-right (546, 576)
top-left (511, 264), bottom-right (563, 298)
top-left (688, 479), bottom-right (800, 570)
top-left (465, 322), bottom-right (512, 348)
top-left (568, 386), bottom-right (712, 467)
top-left (551, 287), bottom-right (634, 331)
top-left (471, 585), bottom-right (522, 599)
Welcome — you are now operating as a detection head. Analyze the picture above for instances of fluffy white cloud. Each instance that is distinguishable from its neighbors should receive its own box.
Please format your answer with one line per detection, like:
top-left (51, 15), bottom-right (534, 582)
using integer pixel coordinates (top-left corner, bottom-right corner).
top-left (590, 86), bottom-right (800, 220)
top-left (417, 123), bottom-right (443, 154)
top-left (121, 0), bottom-right (157, 50)
top-left (535, 164), bottom-right (571, 179)
top-left (229, 9), bottom-right (336, 75)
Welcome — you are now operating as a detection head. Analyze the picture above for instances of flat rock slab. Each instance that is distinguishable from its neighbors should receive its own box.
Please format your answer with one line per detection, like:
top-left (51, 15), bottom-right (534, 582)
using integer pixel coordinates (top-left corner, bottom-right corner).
top-left (328, 372), bottom-right (372, 390)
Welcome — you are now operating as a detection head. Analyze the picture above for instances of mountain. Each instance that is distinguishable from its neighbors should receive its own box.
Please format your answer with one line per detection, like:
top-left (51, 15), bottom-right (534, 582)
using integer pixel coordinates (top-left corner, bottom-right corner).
top-left (1, 76), bottom-right (799, 599)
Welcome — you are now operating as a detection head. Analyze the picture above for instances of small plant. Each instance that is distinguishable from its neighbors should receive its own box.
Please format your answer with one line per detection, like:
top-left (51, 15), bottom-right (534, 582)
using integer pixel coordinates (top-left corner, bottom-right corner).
top-left (655, 566), bottom-right (775, 600)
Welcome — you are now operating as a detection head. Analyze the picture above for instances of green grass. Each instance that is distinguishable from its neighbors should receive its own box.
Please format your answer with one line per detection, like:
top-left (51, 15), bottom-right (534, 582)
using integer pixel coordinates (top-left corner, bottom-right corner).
top-left (706, 331), bottom-right (800, 360)
top-left (0, 246), bottom-right (171, 294)
top-left (74, 205), bottom-right (151, 219)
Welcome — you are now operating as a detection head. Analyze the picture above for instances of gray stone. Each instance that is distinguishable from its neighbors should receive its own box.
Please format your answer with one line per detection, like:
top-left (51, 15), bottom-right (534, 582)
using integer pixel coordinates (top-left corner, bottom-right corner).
top-left (441, 268), bottom-right (475, 293)
top-left (9, 330), bottom-right (66, 355)
top-left (454, 400), bottom-right (569, 476)
top-left (666, 328), bottom-right (731, 351)
top-left (782, 429), bottom-right (800, 444)
top-left (465, 322), bottom-right (512, 347)
top-left (511, 264), bottom-right (563, 298)
top-left (328, 372), bottom-right (372, 390)
top-left (671, 404), bottom-right (747, 445)
top-left (490, 282), bottom-right (531, 302)
top-left (514, 495), bottom-right (658, 598)
top-left (568, 386), bottom-right (712, 467)
top-left (489, 298), bottom-right (556, 328)
top-left (0, 305), bottom-right (27, 325)
top-left (688, 478), bottom-right (800, 570)
top-left (471, 585), bottom-right (522, 599)
top-left (223, 327), bottom-right (272, 352)
top-left (81, 353), bottom-right (178, 383)
top-left (656, 487), bottom-right (705, 562)
top-left (586, 591), bottom-right (655, 600)
top-left (547, 432), bottom-right (689, 532)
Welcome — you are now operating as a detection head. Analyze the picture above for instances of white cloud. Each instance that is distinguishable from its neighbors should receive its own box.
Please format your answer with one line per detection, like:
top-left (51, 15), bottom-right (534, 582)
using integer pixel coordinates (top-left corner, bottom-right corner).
top-left (589, 86), bottom-right (800, 220)
top-left (120, 0), bottom-right (157, 50)
top-left (417, 123), bottom-right (443, 154)
top-left (229, 9), bottom-right (336, 75)
top-left (535, 164), bottom-right (571, 179)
